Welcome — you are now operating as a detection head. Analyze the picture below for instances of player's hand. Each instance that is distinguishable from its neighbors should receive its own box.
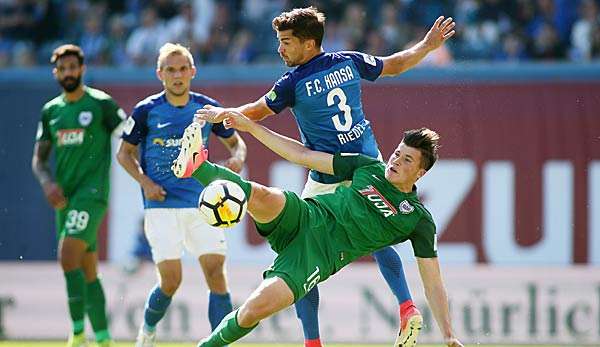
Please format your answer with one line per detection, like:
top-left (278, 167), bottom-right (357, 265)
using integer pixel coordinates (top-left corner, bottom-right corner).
top-left (195, 104), bottom-right (229, 124)
top-left (141, 178), bottom-right (166, 201)
top-left (223, 157), bottom-right (244, 173)
top-left (42, 182), bottom-right (67, 209)
top-left (445, 337), bottom-right (464, 347)
top-left (423, 16), bottom-right (456, 51)
top-left (221, 110), bottom-right (253, 132)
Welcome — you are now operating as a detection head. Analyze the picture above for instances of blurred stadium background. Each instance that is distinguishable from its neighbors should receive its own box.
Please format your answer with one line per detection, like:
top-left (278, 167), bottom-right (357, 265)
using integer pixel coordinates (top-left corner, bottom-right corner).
top-left (1, 0), bottom-right (600, 346)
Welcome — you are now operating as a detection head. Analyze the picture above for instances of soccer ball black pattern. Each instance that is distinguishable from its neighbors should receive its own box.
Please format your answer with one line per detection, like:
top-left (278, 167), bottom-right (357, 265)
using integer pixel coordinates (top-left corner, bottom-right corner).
top-left (198, 180), bottom-right (248, 228)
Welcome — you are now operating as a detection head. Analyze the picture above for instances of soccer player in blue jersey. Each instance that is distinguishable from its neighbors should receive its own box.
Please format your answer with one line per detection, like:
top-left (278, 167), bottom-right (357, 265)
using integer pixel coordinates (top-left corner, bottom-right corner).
top-left (117, 43), bottom-right (247, 347)
top-left (198, 7), bottom-right (455, 347)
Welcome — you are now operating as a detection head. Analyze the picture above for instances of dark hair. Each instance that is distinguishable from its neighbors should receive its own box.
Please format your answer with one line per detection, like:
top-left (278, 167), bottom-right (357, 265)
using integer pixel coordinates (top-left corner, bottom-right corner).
top-left (272, 6), bottom-right (325, 47)
top-left (402, 128), bottom-right (440, 171)
top-left (50, 44), bottom-right (84, 65)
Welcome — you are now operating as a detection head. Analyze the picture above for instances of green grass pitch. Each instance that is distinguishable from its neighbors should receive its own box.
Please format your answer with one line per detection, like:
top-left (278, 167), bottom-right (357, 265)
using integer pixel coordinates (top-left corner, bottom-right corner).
top-left (0, 342), bottom-right (570, 347)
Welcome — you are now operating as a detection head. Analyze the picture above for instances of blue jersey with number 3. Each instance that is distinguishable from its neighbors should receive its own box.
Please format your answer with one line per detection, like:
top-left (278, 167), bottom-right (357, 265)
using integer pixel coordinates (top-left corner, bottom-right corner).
top-left (264, 51), bottom-right (384, 183)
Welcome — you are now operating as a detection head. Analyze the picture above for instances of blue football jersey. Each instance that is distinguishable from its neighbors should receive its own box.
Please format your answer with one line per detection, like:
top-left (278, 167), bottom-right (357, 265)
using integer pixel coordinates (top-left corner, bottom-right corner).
top-left (122, 91), bottom-right (234, 208)
top-left (264, 51), bottom-right (384, 183)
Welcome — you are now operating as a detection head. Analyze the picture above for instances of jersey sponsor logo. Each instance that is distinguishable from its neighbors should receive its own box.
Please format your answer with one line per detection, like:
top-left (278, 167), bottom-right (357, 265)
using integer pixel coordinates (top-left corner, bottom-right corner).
top-left (358, 185), bottom-right (397, 217)
top-left (152, 137), bottom-right (182, 147)
top-left (123, 117), bottom-right (135, 135)
top-left (156, 122), bottom-right (171, 129)
top-left (266, 90), bottom-right (277, 101)
top-left (57, 129), bottom-right (85, 146)
top-left (304, 65), bottom-right (355, 97)
top-left (78, 111), bottom-right (93, 127)
top-left (399, 200), bottom-right (415, 214)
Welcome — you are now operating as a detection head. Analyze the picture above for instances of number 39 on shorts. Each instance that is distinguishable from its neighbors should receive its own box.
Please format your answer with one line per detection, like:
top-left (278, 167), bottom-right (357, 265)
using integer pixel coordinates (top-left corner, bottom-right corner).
top-left (65, 209), bottom-right (90, 234)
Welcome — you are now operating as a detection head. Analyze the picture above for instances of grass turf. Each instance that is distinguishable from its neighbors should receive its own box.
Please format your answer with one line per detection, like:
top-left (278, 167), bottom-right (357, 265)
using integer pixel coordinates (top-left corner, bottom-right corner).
top-left (0, 342), bottom-right (571, 347)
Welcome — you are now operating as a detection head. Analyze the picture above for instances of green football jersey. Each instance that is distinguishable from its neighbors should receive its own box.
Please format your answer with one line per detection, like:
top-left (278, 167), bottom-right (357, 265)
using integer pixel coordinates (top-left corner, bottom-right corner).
top-left (312, 153), bottom-right (437, 272)
top-left (36, 87), bottom-right (125, 202)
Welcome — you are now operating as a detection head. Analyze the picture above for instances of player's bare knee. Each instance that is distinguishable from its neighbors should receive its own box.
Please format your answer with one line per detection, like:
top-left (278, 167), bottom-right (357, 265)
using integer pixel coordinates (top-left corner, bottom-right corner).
top-left (159, 272), bottom-right (182, 295)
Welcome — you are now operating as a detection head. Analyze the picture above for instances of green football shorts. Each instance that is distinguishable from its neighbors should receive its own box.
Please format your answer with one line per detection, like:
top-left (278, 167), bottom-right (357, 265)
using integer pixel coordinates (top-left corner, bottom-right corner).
top-left (257, 191), bottom-right (336, 302)
top-left (55, 198), bottom-right (107, 252)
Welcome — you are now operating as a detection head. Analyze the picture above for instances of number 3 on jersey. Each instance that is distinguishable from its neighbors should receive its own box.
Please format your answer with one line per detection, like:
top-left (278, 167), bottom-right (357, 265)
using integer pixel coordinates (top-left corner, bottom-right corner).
top-left (327, 87), bottom-right (352, 132)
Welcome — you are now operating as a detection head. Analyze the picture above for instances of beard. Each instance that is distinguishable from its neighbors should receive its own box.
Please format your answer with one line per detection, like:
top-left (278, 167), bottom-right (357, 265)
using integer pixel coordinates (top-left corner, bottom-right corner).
top-left (59, 75), bottom-right (82, 93)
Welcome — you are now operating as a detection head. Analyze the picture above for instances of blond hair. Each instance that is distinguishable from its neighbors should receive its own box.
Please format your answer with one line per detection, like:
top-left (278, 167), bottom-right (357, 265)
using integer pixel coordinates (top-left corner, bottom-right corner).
top-left (157, 43), bottom-right (195, 70)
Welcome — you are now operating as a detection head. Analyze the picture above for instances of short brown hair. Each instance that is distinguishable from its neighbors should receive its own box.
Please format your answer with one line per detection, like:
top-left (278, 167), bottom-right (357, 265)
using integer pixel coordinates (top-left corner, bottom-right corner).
top-left (51, 44), bottom-right (84, 65)
top-left (272, 6), bottom-right (325, 47)
top-left (402, 128), bottom-right (440, 171)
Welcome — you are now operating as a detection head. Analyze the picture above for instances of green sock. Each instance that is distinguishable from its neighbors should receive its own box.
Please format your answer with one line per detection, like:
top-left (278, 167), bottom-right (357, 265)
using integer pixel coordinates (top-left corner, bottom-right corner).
top-left (64, 269), bottom-right (86, 334)
top-left (192, 161), bottom-right (252, 198)
top-left (197, 309), bottom-right (257, 347)
top-left (86, 278), bottom-right (111, 342)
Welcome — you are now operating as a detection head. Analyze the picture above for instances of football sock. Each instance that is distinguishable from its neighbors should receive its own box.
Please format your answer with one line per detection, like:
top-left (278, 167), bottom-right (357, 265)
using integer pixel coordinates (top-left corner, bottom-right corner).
top-left (197, 309), bottom-right (257, 347)
top-left (143, 285), bottom-right (172, 331)
top-left (208, 292), bottom-right (233, 331)
top-left (64, 269), bottom-right (87, 334)
top-left (192, 161), bottom-right (252, 198)
top-left (373, 246), bottom-right (412, 303)
top-left (295, 287), bottom-right (321, 342)
top-left (85, 278), bottom-right (111, 342)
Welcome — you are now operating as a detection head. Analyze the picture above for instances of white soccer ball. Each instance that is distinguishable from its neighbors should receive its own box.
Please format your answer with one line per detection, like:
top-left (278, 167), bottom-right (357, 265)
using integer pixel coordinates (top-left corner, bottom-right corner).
top-left (198, 180), bottom-right (248, 228)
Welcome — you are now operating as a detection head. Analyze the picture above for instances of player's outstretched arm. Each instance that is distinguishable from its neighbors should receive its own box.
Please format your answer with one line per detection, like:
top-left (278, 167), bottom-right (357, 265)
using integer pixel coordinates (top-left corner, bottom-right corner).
top-left (380, 16), bottom-right (455, 77)
top-left (194, 98), bottom-right (275, 124)
top-left (415, 257), bottom-right (463, 347)
top-left (197, 109), bottom-right (334, 175)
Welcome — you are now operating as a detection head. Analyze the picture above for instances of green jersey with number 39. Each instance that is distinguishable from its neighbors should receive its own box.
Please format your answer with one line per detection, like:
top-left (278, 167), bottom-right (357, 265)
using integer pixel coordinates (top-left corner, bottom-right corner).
top-left (312, 153), bottom-right (438, 272)
top-left (36, 87), bottom-right (125, 202)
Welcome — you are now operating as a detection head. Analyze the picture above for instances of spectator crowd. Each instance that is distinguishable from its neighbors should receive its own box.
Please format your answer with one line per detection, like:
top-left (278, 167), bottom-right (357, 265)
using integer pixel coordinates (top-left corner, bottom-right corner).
top-left (1, 0), bottom-right (599, 67)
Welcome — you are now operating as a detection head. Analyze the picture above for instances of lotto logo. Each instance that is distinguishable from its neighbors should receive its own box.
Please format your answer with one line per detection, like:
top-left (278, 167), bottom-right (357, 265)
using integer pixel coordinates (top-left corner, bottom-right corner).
top-left (57, 129), bottom-right (85, 146)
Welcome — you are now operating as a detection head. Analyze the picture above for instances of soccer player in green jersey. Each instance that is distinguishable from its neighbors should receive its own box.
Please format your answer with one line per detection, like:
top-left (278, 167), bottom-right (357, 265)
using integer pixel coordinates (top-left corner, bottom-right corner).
top-left (31, 44), bottom-right (126, 347)
top-left (171, 111), bottom-right (463, 347)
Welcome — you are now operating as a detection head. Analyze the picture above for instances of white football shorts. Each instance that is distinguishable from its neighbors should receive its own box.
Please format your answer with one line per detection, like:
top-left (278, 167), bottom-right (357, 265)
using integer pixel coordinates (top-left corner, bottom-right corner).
top-left (144, 208), bottom-right (227, 263)
top-left (300, 176), bottom-right (351, 199)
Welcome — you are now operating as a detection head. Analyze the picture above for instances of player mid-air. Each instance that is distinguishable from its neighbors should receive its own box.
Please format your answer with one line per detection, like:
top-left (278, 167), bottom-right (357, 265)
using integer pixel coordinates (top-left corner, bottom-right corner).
top-left (197, 6), bottom-right (455, 346)
top-left (32, 44), bottom-right (126, 347)
top-left (171, 110), bottom-right (463, 347)
top-left (117, 43), bottom-right (247, 347)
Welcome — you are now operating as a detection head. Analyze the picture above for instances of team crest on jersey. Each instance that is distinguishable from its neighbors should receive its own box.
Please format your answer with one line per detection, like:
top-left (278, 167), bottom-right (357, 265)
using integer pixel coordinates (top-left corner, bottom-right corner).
top-left (78, 111), bottom-right (93, 127)
top-left (399, 200), bottom-right (414, 214)
top-left (266, 90), bottom-right (277, 101)
top-left (362, 53), bottom-right (377, 66)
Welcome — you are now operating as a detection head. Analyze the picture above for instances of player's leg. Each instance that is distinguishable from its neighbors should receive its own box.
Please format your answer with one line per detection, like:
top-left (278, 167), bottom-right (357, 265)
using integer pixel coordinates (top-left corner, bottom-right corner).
top-left (197, 277), bottom-right (294, 347)
top-left (136, 209), bottom-right (185, 347)
top-left (59, 236), bottom-right (89, 347)
top-left (81, 251), bottom-right (111, 346)
top-left (372, 247), bottom-right (422, 347)
top-left (292, 177), bottom-right (342, 347)
top-left (173, 122), bottom-right (286, 223)
top-left (74, 200), bottom-right (112, 346)
top-left (183, 208), bottom-right (233, 331)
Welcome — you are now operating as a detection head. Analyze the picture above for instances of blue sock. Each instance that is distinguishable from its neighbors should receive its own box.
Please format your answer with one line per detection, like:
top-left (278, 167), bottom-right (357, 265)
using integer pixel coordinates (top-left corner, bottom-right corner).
top-left (143, 285), bottom-right (172, 331)
top-left (208, 292), bottom-right (233, 331)
top-left (373, 246), bottom-right (412, 303)
top-left (294, 286), bottom-right (320, 340)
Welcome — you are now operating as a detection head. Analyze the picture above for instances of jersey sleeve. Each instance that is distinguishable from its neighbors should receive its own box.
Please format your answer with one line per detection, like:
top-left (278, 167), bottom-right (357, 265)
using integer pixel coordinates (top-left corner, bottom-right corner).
top-left (409, 217), bottom-right (438, 258)
top-left (36, 106), bottom-right (52, 142)
top-left (121, 104), bottom-right (148, 145)
top-left (332, 152), bottom-right (382, 180)
top-left (101, 97), bottom-right (127, 132)
top-left (264, 72), bottom-right (295, 114)
top-left (342, 51), bottom-right (384, 81)
top-left (211, 121), bottom-right (235, 138)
